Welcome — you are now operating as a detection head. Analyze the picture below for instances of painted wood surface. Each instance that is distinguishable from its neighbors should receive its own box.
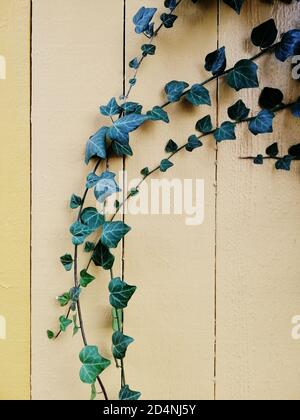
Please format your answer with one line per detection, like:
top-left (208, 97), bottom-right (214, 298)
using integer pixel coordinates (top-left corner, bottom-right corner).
top-left (0, 0), bottom-right (31, 400)
top-left (28, 0), bottom-right (300, 400)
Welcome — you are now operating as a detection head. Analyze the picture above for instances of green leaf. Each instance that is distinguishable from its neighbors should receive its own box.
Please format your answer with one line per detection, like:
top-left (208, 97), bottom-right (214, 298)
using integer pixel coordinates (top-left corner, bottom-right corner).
top-left (259, 87), bottom-right (283, 110)
top-left (90, 383), bottom-right (97, 401)
top-left (195, 115), bottom-right (213, 133)
top-left (147, 106), bottom-right (170, 123)
top-left (165, 139), bottom-right (178, 153)
top-left (186, 135), bottom-right (203, 152)
top-left (70, 194), bottom-right (82, 209)
top-left (92, 241), bottom-right (115, 270)
top-left (141, 44), bottom-right (156, 56)
top-left (251, 19), bottom-right (278, 49)
top-left (101, 222), bottom-right (131, 249)
top-left (160, 13), bottom-right (178, 28)
top-left (57, 292), bottom-right (71, 307)
top-left (130, 188), bottom-right (139, 197)
top-left (109, 277), bottom-right (137, 309)
top-left (112, 308), bottom-right (123, 332)
top-left (60, 254), bottom-right (73, 272)
top-left (100, 98), bottom-right (121, 117)
top-left (81, 207), bottom-right (104, 232)
top-left (226, 59), bottom-right (259, 92)
top-left (275, 156), bottom-right (293, 171)
top-left (119, 385), bottom-right (141, 401)
top-left (228, 100), bottom-right (250, 122)
top-left (84, 242), bottom-right (95, 253)
top-left (112, 331), bottom-right (134, 359)
top-left (214, 122), bottom-right (236, 142)
top-left (254, 155), bottom-right (264, 165)
top-left (186, 84), bottom-right (211, 106)
top-left (141, 167), bottom-right (150, 177)
top-left (223, 0), bottom-right (245, 14)
top-left (121, 102), bottom-right (143, 115)
top-left (85, 127), bottom-right (108, 164)
top-left (165, 80), bottom-right (189, 103)
top-left (108, 114), bottom-right (149, 144)
top-left (160, 159), bottom-right (174, 172)
top-left (70, 287), bottom-right (81, 303)
top-left (248, 110), bottom-right (275, 135)
top-left (59, 316), bottom-right (72, 332)
top-left (79, 346), bottom-right (111, 385)
top-left (47, 330), bottom-right (55, 340)
top-left (80, 270), bottom-right (96, 288)
top-left (266, 142), bottom-right (279, 158)
top-left (70, 221), bottom-right (92, 246)
top-left (112, 140), bottom-right (133, 157)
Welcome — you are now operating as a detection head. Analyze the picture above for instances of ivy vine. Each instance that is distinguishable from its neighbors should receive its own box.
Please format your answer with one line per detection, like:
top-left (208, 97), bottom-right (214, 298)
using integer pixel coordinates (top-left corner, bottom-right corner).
top-left (48, 0), bottom-right (300, 401)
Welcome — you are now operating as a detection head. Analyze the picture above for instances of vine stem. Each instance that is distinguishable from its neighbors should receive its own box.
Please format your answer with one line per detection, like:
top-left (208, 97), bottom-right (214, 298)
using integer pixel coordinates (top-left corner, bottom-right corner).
top-left (161, 43), bottom-right (280, 109)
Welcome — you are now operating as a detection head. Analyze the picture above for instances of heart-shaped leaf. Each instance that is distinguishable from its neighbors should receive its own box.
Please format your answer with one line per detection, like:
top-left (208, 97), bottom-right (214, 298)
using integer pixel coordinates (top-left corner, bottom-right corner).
top-left (109, 277), bottom-right (137, 309)
top-left (101, 222), bottom-right (131, 249)
top-left (112, 331), bottom-right (134, 359)
top-left (79, 346), bottom-right (111, 384)
top-left (119, 385), bottom-right (141, 400)
top-left (226, 59), bottom-right (259, 91)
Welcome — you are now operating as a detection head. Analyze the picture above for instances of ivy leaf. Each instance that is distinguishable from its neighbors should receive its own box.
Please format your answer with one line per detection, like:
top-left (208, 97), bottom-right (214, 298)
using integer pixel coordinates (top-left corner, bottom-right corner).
top-left (186, 135), bottom-right (203, 152)
top-left (275, 155), bottom-right (293, 171)
top-left (205, 47), bottom-right (227, 76)
top-left (59, 316), bottom-right (72, 332)
top-left (227, 100), bottom-right (250, 121)
top-left (84, 242), bottom-right (95, 253)
top-left (70, 221), bottom-right (92, 246)
top-left (214, 122), bottom-right (236, 142)
top-left (196, 115), bottom-right (213, 133)
top-left (129, 58), bottom-right (140, 70)
top-left (226, 59), bottom-right (259, 91)
top-left (109, 277), bottom-right (137, 309)
top-left (100, 98), bottom-right (121, 117)
top-left (80, 270), bottom-right (96, 288)
top-left (288, 144), bottom-right (300, 159)
top-left (79, 346), bottom-right (111, 385)
top-left (141, 167), bottom-right (150, 177)
top-left (223, 0), bottom-right (245, 14)
top-left (291, 101), bottom-right (300, 118)
top-left (133, 7), bottom-right (157, 34)
top-left (108, 114), bottom-right (149, 144)
top-left (160, 13), bottom-right (178, 28)
top-left (112, 140), bottom-right (133, 157)
top-left (86, 173), bottom-right (101, 189)
top-left (101, 222), bottom-right (131, 249)
top-left (121, 102), bottom-right (143, 115)
top-left (259, 87), bottom-right (284, 110)
top-left (147, 106), bottom-right (170, 123)
top-left (70, 194), bottom-right (82, 209)
top-left (165, 81), bottom-right (189, 103)
top-left (119, 385), bottom-right (141, 401)
top-left (112, 331), bottom-right (134, 359)
top-left (165, 139), bottom-right (178, 153)
top-left (186, 84), bottom-right (211, 106)
top-left (47, 330), bottom-right (55, 340)
top-left (160, 159), bottom-right (174, 172)
top-left (254, 155), bottom-right (264, 165)
top-left (92, 242), bottom-right (115, 271)
top-left (94, 171), bottom-right (121, 203)
top-left (266, 142), bottom-right (279, 158)
top-left (85, 127), bottom-right (108, 164)
top-left (275, 30), bottom-right (300, 62)
top-left (248, 110), bottom-right (275, 135)
top-left (81, 207), bottom-right (104, 232)
top-left (251, 19), bottom-right (278, 49)
top-left (57, 292), bottom-right (71, 307)
top-left (165, 0), bottom-right (177, 9)
top-left (60, 254), bottom-right (73, 272)
top-left (141, 44), bottom-right (156, 56)
top-left (70, 287), bottom-right (81, 303)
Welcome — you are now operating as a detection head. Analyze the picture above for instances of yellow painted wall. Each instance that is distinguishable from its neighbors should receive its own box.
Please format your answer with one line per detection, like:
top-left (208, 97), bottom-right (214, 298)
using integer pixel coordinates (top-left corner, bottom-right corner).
top-left (0, 0), bottom-right (31, 400)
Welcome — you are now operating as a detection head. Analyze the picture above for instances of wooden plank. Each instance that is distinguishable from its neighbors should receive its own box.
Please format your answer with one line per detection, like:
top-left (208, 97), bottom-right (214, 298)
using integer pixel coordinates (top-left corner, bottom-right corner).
top-left (31, 0), bottom-right (124, 400)
top-left (124, 0), bottom-right (217, 400)
top-left (217, 0), bottom-right (300, 400)
top-left (0, 0), bottom-right (31, 400)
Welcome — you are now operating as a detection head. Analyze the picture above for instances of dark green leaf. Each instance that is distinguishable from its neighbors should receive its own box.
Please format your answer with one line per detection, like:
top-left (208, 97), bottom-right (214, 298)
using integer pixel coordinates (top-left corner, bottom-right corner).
top-left (85, 127), bottom-right (108, 164)
top-left (84, 242), bottom-right (95, 253)
top-left (251, 19), bottom-right (278, 49)
top-left (223, 0), bottom-right (245, 14)
top-left (119, 385), bottom-right (141, 401)
top-left (214, 122), bottom-right (236, 142)
top-left (80, 270), bottom-right (96, 288)
top-left (228, 100), bottom-right (250, 121)
top-left (101, 222), bottom-right (131, 249)
top-left (141, 167), bottom-right (150, 177)
top-left (147, 106), bottom-right (170, 123)
top-left (165, 80), bottom-right (189, 103)
top-left (165, 139), bottom-right (178, 153)
top-left (254, 155), bottom-right (264, 165)
top-left (275, 156), bottom-right (293, 171)
top-left (205, 47), bottom-right (226, 76)
top-left (60, 254), bottom-right (73, 272)
top-left (186, 84), bottom-right (211, 106)
top-left (160, 13), bottom-right (178, 28)
top-left (259, 87), bottom-right (284, 110)
top-left (226, 60), bottom-right (259, 91)
top-left (109, 277), bottom-right (137, 309)
top-left (112, 141), bottom-right (133, 157)
top-left (186, 135), bottom-right (203, 152)
top-left (57, 292), bottom-right (71, 307)
top-left (79, 346), bottom-right (111, 384)
top-left (112, 331), bottom-right (134, 359)
top-left (100, 98), bottom-right (121, 117)
top-left (248, 110), bottom-right (275, 135)
top-left (109, 114), bottom-right (149, 144)
top-left (81, 207), bottom-right (104, 231)
top-left (196, 115), bottom-right (213, 133)
top-left (47, 330), bottom-right (55, 340)
top-left (59, 316), bottom-right (72, 332)
top-left (121, 102), bottom-right (143, 115)
top-left (92, 241), bottom-right (115, 270)
top-left (141, 44), bottom-right (156, 56)
top-left (266, 142), bottom-right (279, 158)
top-left (70, 194), bottom-right (82, 209)
top-left (70, 221), bottom-right (92, 246)
top-left (160, 159), bottom-right (174, 172)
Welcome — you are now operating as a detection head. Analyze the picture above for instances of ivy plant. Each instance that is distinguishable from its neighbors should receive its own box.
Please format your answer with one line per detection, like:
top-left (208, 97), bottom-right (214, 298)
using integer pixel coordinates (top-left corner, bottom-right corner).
top-left (48, 0), bottom-right (300, 401)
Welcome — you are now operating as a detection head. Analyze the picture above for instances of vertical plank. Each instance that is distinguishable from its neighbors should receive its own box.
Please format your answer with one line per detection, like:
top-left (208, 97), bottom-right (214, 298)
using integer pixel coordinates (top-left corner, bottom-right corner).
top-left (217, 0), bottom-right (300, 400)
top-left (0, 0), bottom-right (31, 400)
top-left (32, 0), bottom-right (123, 400)
top-left (124, 0), bottom-right (217, 399)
